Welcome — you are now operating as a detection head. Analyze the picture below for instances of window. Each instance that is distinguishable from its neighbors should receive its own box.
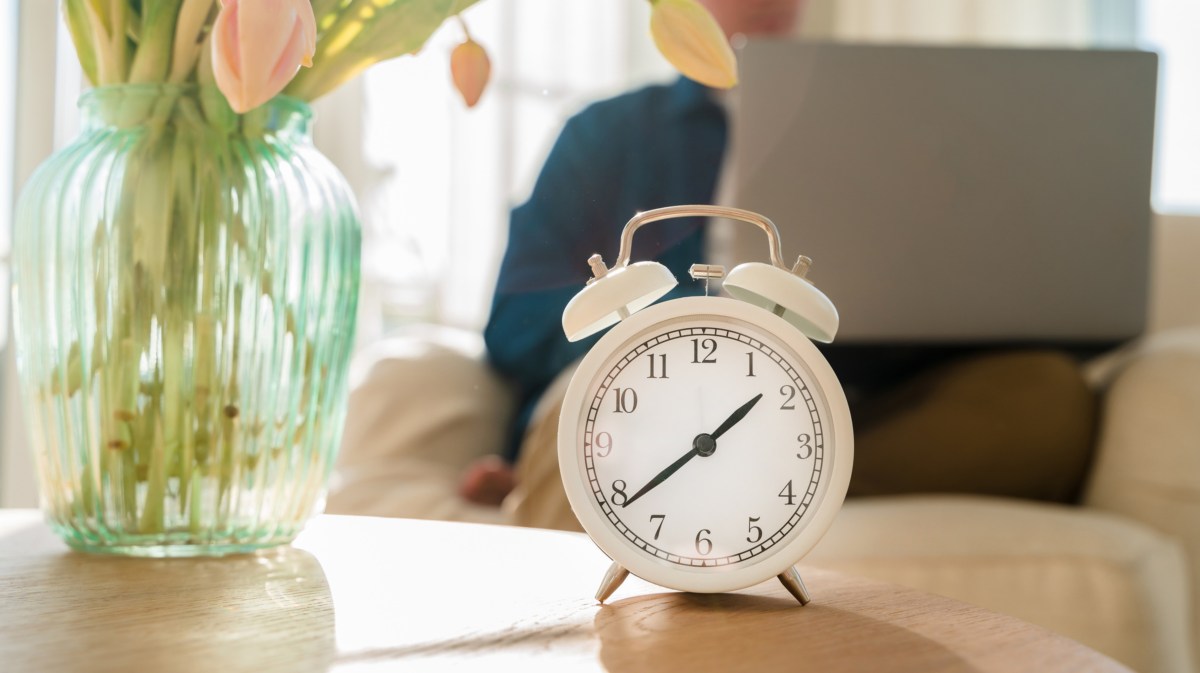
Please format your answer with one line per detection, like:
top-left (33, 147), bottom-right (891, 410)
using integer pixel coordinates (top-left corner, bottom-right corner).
top-left (1139, 0), bottom-right (1200, 213)
top-left (351, 0), bottom-right (672, 336)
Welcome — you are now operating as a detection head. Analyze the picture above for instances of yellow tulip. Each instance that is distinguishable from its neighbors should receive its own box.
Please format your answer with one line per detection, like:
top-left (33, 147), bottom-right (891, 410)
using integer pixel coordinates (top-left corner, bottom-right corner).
top-left (649, 0), bottom-right (738, 89)
top-left (211, 0), bottom-right (318, 113)
top-left (451, 37), bottom-right (492, 108)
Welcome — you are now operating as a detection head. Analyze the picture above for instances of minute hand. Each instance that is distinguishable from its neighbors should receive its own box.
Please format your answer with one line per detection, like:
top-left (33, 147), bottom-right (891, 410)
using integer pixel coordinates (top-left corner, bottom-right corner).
top-left (620, 393), bottom-right (764, 509)
top-left (620, 447), bottom-right (700, 509)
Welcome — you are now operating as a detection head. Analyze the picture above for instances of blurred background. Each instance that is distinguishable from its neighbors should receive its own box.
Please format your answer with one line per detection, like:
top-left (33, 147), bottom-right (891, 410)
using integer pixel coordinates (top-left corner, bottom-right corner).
top-left (1, 0), bottom-right (1197, 505)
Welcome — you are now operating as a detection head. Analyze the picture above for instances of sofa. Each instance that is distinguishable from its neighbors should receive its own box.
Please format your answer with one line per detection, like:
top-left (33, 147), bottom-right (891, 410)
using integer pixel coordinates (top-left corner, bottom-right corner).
top-left (328, 216), bottom-right (1200, 673)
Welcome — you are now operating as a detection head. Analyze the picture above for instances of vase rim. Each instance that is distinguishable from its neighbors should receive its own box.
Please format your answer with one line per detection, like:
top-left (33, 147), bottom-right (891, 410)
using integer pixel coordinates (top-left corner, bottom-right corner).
top-left (78, 84), bottom-right (313, 135)
top-left (80, 84), bottom-right (312, 116)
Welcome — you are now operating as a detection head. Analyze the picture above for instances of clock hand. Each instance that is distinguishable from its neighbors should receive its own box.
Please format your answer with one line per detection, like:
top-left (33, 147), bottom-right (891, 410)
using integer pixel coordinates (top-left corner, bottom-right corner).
top-left (621, 393), bottom-right (764, 509)
top-left (709, 393), bottom-right (763, 440)
top-left (621, 446), bottom-right (700, 508)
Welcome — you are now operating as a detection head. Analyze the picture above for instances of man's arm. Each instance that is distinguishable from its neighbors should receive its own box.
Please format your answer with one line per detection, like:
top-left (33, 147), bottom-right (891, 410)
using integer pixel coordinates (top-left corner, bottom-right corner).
top-left (484, 112), bottom-right (616, 405)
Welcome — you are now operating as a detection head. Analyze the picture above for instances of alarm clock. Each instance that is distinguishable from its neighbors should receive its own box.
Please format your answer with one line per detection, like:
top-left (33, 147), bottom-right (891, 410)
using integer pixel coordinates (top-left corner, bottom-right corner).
top-left (557, 205), bottom-right (853, 605)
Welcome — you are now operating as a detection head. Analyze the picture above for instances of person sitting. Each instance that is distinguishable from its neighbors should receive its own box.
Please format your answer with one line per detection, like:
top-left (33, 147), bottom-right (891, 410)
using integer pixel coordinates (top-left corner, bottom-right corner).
top-left (469, 0), bottom-right (1099, 529)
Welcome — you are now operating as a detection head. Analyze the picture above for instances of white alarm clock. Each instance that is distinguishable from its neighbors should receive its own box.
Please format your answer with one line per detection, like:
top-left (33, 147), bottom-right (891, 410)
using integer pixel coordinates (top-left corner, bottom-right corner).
top-left (557, 205), bottom-right (853, 605)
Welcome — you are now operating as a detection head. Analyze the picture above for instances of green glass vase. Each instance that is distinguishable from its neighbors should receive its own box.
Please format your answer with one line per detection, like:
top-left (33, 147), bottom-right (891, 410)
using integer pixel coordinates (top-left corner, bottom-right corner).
top-left (11, 84), bottom-right (361, 556)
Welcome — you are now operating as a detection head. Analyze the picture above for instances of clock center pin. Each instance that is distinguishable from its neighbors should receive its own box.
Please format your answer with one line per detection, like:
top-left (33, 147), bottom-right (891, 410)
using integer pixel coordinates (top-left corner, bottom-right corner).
top-left (693, 433), bottom-right (717, 457)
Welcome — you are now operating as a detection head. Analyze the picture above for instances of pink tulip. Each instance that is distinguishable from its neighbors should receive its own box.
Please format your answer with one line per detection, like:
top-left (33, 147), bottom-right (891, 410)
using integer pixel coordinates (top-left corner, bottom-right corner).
top-left (212, 0), bottom-right (317, 113)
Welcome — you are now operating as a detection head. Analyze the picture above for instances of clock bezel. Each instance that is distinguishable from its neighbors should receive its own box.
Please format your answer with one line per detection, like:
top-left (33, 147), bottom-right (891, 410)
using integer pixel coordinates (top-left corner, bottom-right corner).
top-left (558, 296), bottom-right (854, 594)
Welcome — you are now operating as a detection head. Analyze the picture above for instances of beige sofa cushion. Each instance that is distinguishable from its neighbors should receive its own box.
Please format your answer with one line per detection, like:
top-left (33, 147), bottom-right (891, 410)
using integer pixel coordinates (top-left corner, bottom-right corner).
top-left (1084, 328), bottom-right (1200, 670)
top-left (807, 495), bottom-right (1194, 673)
top-left (326, 329), bottom-right (515, 524)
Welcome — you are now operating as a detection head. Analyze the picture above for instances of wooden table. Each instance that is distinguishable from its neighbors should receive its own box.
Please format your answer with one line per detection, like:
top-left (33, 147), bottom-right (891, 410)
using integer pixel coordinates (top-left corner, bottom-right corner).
top-left (0, 510), bottom-right (1128, 673)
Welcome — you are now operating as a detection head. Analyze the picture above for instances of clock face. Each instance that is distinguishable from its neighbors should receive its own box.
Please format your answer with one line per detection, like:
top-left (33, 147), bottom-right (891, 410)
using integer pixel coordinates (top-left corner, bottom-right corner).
top-left (570, 307), bottom-right (835, 574)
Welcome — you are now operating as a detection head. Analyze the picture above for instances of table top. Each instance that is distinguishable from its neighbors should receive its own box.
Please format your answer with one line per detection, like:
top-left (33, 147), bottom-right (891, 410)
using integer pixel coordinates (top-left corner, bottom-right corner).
top-left (0, 509), bottom-right (1128, 673)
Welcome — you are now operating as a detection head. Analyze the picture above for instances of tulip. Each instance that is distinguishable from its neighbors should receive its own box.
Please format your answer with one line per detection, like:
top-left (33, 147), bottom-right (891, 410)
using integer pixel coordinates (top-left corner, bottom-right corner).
top-left (211, 0), bottom-right (318, 113)
top-left (450, 37), bottom-right (491, 108)
top-left (649, 0), bottom-right (738, 89)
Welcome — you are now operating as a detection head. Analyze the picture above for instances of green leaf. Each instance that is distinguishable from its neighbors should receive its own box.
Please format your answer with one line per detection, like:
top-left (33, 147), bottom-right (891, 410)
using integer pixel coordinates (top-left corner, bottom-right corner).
top-left (450, 0), bottom-right (482, 14)
top-left (62, 0), bottom-right (100, 85)
top-left (287, 0), bottom-right (469, 101)
top-left (84, 0), bottom-right (112, 35)
top-left (128, 0), bottom-right (186, 83)
top-left (311, 0), bottom-right (344, 33)
top-left (352, 0), bottom-right (457, 62)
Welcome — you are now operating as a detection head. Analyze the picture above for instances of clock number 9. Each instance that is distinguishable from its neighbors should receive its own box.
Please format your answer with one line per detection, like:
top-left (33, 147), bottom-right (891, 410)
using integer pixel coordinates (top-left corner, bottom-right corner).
top-left (594, 432), bottom-right (613, 458)
top-left (695, 529), bottom-right (713, 555)
top-left (610, 480), bottom-right (628, 506)
top-left (797, 433), bottom-right (813, 460)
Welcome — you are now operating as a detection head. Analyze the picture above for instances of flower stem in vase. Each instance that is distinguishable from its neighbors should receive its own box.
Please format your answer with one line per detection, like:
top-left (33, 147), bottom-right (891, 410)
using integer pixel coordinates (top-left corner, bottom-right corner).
top-left (16, 82), bottom-right (359, 555)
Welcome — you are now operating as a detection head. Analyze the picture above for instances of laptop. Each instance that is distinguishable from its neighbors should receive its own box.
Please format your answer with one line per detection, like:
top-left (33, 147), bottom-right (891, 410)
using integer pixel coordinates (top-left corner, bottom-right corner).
top-left (718, 41), bottom-right (1157, 344)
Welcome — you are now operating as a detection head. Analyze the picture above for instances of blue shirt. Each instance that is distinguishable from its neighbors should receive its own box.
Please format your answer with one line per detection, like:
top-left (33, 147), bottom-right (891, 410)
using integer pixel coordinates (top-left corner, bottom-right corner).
top-left (485, 78), bottom-right (726, 457)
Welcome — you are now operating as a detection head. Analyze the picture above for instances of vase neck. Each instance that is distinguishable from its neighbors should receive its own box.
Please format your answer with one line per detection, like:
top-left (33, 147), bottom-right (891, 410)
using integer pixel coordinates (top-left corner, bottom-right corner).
top-left (78, 84), bottom-right (313, 141)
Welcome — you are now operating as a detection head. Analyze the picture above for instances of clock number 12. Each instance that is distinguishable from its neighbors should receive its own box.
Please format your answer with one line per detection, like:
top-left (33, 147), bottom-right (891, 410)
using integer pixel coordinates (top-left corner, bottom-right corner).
top-left (691, 338), bottom-right (717, 364)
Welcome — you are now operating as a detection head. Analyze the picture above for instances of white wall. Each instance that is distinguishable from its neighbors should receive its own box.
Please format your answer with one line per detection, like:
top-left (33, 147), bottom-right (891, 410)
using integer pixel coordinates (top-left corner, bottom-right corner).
top-left (1149, 214), bottom-right (1200, 333)
top-left (2, 0), bottom-right (57, 508)
top-left (0, 0), bottom-right (16, 506)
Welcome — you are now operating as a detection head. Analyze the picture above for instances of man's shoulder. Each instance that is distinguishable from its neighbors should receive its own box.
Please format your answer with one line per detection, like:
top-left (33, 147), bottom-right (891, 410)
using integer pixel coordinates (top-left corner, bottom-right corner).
top-left (566, 82), bottom-right (678, 136)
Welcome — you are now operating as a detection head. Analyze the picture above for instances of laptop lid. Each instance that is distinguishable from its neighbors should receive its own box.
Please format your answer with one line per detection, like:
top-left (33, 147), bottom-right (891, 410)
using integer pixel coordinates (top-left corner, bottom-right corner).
top-left (721, 40), bottom-right (1157, 343)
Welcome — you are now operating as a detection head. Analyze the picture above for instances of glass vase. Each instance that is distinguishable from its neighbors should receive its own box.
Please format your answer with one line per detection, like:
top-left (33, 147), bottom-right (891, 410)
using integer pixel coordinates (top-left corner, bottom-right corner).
top-left (11, 84), bottom-right (361, 556)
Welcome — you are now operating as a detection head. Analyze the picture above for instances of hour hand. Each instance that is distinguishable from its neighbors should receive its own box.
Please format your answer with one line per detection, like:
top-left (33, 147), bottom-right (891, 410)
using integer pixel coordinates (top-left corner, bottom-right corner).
top-left (709, 393), bottom-right (763, 440)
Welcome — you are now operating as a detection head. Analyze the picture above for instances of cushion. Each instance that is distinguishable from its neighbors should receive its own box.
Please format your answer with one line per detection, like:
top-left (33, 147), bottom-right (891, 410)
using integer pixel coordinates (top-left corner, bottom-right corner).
top-left (326, 328), bottom-right (515, 524)
top-left (806, 495), bottom-right (1194, 673)
top-left (848, 350), bottom-right (1098, 502)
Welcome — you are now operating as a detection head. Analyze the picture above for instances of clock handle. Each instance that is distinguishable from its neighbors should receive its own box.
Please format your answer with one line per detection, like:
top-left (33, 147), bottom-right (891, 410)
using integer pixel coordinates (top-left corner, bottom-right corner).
top-left (608, 205), bottom-right (806, 274)
top-left (563, 204), bottom-right (837, 343)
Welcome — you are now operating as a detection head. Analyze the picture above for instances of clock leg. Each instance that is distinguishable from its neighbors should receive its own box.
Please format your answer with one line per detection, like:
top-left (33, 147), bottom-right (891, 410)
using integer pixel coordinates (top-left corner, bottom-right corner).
top-left (595, 562), bottom-right (630, 603)
top-left (778, 566), bottom-right (812, 606)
